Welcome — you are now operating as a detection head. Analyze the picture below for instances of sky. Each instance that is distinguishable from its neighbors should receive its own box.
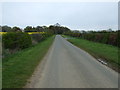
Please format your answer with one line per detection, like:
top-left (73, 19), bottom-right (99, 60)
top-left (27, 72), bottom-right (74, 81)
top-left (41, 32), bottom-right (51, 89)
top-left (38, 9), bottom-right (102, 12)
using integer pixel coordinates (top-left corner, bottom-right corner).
top-left (1, 1), bottom-right (118, 30)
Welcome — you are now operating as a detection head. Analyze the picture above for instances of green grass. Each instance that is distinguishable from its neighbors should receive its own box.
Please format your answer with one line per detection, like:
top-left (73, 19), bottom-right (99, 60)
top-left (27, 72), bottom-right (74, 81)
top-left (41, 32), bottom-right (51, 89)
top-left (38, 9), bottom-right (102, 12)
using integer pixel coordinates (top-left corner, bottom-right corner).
top-left (2, 36), bottom-right (54, 88)
top-left (63, 35), bottom-right (119, 70)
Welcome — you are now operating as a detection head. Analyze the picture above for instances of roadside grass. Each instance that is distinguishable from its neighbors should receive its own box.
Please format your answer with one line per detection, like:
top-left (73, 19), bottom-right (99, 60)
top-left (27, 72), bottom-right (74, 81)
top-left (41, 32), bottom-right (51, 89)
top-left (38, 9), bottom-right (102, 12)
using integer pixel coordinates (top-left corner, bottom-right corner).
top-left (62, 35), bottom-right (119, 72)
top-left (0, 35), bottom-right (1, 89)
top-left (2, 36), bottom-right (54, 88)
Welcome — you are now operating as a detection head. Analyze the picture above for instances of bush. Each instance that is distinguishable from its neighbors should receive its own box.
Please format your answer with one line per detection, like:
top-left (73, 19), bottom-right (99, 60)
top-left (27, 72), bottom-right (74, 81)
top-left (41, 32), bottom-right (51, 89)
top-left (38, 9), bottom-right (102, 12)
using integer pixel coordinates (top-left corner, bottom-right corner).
top-left (108, 33), bottom-right (117, 46)
top-left (3, 32), bottom-right (32, 50)
top-left (30, 33), bottom-right (53, 45)
top-left (30, 34), bottom-right (43, 43)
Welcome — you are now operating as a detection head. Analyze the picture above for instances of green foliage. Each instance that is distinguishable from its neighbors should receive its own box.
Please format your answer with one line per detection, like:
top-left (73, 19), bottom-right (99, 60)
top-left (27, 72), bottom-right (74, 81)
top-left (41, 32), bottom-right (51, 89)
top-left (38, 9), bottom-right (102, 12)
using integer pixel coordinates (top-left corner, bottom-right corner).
top-left (118, 30), bottom-right (120, 47)
top-left (64, 35), bottom-right (119, 71)
top-left (24, 26), bottom-right (35, 32)
top-left (24, 26), bottom-right (44, 32)
top-left (64, 31), bottom-right (81, 37)
top-left (2, 26), bottom-right (22, 32)
top-left (2, 26), bottom-right (12, 32)
top-left (3, 36), bottom-right (54, 88)
top-left (49, 25), bottom-right (70, 34)
top-left (3, 32), bottom-right (32, 50)
top-left (12, 26), bottom-right (22, 32)
top-left (30, 34), bottom-right (44, 42)
top-left (30, 33), bottom-right (53, 44)
top-left (36, 26), bottom-right (44, 32)
top-left (64, 30), bottom-right (119, 47)
top-left (2, 24), bottom-right (71, 34)
top-left (2, 26), bottom-right (53, 57)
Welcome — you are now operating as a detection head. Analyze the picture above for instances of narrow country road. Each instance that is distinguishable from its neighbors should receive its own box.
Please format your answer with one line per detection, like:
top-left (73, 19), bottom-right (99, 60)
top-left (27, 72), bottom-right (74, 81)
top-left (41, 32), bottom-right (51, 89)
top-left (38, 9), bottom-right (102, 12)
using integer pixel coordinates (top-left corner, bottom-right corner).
top-left (26, 35), bottom-right (118, 88)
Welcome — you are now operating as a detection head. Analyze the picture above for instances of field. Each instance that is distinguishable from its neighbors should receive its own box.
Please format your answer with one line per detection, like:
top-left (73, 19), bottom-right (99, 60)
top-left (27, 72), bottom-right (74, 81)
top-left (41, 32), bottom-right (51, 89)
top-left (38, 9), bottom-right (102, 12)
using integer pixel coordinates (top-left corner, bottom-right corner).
top-left (2, 36), bottom-right (54, 88)
top-left (0, 32), bottom-right (45, 35)
top-left (62, 35), bottom-right (119, 71)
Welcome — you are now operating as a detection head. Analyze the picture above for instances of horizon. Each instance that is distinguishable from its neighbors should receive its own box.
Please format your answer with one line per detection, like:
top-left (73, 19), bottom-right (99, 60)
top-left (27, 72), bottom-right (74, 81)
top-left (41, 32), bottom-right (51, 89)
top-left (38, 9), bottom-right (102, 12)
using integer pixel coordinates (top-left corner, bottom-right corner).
top-left (1, 24), bottom-right (118, 31)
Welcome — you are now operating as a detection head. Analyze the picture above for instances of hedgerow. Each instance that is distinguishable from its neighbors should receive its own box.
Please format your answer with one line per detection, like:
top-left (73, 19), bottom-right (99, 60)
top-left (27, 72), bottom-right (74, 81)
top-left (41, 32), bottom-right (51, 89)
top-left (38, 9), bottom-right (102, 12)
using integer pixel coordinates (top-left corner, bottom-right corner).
top-left (2, 32), bottom-right (32, 50)
top-left (64, 31), bottom-right (119, 47)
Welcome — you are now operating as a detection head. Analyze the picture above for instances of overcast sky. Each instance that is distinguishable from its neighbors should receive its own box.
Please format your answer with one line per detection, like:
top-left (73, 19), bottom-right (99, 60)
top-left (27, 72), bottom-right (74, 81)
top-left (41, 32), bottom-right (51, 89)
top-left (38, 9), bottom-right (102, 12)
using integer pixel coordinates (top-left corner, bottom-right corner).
top-left (1, 2), bottom-right (118, 30)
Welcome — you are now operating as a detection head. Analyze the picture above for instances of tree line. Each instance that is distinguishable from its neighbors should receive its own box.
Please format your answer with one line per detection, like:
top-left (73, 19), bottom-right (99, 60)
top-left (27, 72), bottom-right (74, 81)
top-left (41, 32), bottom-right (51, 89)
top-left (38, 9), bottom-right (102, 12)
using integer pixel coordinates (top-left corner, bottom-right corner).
top-left (1, 24), bottom-right (70, 34)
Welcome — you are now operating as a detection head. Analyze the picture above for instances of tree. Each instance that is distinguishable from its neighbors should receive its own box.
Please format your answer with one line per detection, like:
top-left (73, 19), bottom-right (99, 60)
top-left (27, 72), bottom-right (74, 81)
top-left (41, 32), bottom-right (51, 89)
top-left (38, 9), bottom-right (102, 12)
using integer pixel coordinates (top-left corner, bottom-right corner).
top-left (12, 26), bottom-right (22, 32)
top-left (49, 25), bottom-right (70, 34)
top-left (54, 23), bottom-right (61, 27)
top-left (108, 28), bottom-right (113, 32)
top-left (36, 26), bottom-right (43, 32)
top-left (2, 26), bottom-right (12, 32)
top-left (24, 26), bottom-right (33, 32)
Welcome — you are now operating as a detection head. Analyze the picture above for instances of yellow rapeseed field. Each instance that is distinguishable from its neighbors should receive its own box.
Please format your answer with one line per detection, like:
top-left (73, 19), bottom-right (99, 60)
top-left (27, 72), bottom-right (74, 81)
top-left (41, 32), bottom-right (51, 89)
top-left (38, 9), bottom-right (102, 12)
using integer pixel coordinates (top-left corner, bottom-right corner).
top-left (0, 32), bottom-right (45, 35)
top-left (0, 32), bottom-right (7, 35)
top-left (27, 32), bottom-right (45, 34)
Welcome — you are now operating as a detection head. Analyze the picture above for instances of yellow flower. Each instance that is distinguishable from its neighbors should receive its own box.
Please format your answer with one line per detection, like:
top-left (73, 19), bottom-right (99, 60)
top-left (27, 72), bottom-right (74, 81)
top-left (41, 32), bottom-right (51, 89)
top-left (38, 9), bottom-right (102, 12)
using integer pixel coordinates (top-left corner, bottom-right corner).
top-left (0, 32), bottom-right (7, 35)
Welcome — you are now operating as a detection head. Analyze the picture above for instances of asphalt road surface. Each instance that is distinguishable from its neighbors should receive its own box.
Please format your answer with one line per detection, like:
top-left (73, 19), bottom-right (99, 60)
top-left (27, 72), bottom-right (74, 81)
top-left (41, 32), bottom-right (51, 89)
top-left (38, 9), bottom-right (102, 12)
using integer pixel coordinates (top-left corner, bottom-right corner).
top-left (26, 35), bottom-right (118, 88)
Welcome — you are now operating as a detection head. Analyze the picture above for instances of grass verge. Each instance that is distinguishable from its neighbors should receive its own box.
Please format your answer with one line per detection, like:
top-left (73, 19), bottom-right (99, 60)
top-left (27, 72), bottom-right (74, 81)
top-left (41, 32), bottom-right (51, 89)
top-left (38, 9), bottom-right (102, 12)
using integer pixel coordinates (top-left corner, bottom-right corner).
top-left (2, 36), bottom-right (54, 88)
top-left (62, 35), bottom-right (119, 72)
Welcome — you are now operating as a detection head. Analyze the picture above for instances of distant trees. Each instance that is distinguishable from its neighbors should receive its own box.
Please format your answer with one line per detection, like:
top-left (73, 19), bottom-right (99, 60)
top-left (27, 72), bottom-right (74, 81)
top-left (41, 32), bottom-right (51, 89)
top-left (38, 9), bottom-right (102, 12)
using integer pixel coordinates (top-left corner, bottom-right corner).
top-left (2, 26), bottom-right (12, 32)
top-left (2, 26), bottom-right (22, 32)
top-left (49, 24), bottom-right (70, 34)
top-left (1, 24), bottom-right (71, 34)
top-left (36, 26), bottom-right (44, 32)
top-left (12, 26), bottom-right (22, 32)
top-left (1, 24), bottom-right (119, 48)
top-left (2, 24), bottom-right (70, 57)
top-left (24, 26), bottom-right (50, 32)
top-left (24, 26), bottom-right (34, 32)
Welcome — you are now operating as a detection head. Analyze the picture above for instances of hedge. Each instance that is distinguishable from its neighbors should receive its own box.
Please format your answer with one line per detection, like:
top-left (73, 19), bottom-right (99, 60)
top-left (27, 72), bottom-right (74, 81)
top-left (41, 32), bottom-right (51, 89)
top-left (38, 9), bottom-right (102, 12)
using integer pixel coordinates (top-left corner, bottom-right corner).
top-left (64, 31), bottom-right (119, 47)
top-left (2, 32), bottom-right (32, 50)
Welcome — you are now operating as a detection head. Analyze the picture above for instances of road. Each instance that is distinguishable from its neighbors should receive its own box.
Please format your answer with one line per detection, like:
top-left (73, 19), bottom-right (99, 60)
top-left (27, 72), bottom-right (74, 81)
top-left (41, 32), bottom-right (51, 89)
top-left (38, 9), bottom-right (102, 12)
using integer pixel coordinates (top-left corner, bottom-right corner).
top-left (26, 35), bottom-right (118, 88)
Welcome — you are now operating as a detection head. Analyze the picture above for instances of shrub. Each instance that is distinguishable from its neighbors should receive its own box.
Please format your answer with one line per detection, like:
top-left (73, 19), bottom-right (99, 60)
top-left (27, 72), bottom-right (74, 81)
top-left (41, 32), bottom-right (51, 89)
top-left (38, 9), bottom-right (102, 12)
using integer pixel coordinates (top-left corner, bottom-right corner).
top-left (3, 32), bottom-right (32, 50)
top-left (30, 32), bottom-right (52, 45)
top-left (30, 34), bottom-right (43, 43)
top-left (108, 33), bottom-right (117, 46)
